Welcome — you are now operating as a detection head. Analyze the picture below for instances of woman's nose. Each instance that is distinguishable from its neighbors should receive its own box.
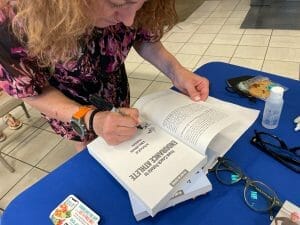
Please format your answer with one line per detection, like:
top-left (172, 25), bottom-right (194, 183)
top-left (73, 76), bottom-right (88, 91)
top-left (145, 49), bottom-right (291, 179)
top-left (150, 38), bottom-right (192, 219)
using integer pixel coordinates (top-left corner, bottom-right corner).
top-left (117, 6), bottom-right (138, 26)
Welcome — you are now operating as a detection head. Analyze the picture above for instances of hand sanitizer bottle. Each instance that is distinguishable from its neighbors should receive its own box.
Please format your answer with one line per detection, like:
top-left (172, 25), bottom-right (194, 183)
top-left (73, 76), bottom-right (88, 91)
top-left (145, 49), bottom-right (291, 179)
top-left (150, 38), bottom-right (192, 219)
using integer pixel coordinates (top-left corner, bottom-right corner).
top-left (262, 86), bottom-right (284, 129)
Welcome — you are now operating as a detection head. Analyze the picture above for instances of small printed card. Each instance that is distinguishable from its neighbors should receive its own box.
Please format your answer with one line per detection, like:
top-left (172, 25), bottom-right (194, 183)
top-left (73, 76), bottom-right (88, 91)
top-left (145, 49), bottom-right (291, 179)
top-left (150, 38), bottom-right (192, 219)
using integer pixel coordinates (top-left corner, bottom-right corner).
top-left (49, 194), bottom-right (100, 225)
top-left (271, 200), bottom-right (300, 225)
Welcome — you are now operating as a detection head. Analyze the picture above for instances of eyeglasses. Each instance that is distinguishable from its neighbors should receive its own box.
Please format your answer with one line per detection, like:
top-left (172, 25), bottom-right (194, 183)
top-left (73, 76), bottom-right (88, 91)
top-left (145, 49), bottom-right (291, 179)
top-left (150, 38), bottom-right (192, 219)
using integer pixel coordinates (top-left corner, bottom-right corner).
top-left (251, 130), bottom-right (300, 173)
top-left (209, 157), bottom-right (283, 220)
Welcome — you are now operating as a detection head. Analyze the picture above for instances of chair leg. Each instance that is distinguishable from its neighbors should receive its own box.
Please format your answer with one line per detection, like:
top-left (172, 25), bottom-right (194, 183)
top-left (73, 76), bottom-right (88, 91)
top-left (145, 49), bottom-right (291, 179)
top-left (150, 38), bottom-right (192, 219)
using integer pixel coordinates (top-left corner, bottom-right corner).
top-left (0, 153), bottom-right (15, 173)
top-left (21, 102), bottom-right (30, 118)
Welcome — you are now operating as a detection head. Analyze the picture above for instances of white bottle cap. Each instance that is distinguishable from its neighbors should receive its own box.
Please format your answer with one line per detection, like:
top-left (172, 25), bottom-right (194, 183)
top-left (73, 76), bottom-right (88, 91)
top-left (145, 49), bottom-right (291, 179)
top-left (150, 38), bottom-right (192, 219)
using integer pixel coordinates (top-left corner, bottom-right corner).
top-left (269, 86), bottom-right (284, 99)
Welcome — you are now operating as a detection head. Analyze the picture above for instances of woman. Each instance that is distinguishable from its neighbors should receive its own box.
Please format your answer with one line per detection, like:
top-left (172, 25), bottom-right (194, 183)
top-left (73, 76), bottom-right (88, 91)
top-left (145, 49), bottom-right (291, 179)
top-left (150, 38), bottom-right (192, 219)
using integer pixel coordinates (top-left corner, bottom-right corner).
top-left (0, 0), bottom-right (209, 150)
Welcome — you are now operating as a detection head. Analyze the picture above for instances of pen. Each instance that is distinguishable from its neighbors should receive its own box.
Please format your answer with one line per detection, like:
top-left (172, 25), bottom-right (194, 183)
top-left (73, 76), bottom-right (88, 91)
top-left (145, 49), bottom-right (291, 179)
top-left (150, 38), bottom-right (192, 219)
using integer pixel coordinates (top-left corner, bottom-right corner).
top-left (89, 94), bottom-right (143, 129)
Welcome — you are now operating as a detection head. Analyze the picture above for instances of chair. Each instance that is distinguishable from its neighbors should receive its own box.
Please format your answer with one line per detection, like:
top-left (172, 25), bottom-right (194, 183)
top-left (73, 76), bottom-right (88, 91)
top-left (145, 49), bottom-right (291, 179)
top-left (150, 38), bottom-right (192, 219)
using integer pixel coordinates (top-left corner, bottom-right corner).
top-left (0, 92), bottom-right (30, 172)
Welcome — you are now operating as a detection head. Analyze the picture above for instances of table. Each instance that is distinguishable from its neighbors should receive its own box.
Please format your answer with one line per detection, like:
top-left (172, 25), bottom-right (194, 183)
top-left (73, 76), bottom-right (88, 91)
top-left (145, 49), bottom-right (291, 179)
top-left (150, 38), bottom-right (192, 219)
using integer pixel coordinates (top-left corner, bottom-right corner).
top-left (2, 62), bottom-right (300, 225)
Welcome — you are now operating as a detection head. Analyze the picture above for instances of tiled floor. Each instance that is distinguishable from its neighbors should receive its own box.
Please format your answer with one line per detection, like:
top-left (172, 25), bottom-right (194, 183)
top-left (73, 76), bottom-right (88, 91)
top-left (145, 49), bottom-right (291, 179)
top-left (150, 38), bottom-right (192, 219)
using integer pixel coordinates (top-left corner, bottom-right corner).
top-left (1, 0), bottom-right (300, 211)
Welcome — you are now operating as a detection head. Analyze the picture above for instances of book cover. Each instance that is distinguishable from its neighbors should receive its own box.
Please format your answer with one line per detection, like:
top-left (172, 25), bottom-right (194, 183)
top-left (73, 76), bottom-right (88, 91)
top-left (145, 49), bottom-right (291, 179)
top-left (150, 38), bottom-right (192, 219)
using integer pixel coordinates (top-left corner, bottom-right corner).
top-left (88, 122), bottom-right (207, 217)
top-left (271, 200), bottom-right (300, 225)
top-left (128, 170), bottom-right (212, 221)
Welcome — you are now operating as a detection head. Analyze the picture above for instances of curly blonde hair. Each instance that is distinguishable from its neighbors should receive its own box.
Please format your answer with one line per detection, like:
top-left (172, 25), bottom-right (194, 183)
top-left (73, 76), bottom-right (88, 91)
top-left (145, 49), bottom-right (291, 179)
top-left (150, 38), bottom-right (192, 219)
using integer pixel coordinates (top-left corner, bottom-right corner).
top-left (3, 0), bottom-right (177, 66)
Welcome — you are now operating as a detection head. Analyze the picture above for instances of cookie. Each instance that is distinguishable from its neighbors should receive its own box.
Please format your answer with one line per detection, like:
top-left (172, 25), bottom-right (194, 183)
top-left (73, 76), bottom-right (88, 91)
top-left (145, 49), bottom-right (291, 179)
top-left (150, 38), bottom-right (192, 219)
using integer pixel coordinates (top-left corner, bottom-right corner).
top-left (248, 79), bottom-right (271, 99)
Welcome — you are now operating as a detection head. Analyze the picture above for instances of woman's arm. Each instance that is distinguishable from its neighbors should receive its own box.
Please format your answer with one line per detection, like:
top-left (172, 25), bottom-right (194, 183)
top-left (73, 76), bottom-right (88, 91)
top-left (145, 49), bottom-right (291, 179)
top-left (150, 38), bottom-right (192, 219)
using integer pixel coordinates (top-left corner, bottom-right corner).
top-left (24, 85), bottom-right (81, 123)
top-left (24, 85), bottom-right (139, 145)
top-left (134, 41), bottom-right (209, 101)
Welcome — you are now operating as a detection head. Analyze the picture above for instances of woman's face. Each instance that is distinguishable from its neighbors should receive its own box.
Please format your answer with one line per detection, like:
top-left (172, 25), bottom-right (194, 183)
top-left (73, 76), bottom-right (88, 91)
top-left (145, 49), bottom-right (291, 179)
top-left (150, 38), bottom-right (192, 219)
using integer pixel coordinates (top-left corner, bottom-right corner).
top-left (90, 0), bottom-right (147, 27)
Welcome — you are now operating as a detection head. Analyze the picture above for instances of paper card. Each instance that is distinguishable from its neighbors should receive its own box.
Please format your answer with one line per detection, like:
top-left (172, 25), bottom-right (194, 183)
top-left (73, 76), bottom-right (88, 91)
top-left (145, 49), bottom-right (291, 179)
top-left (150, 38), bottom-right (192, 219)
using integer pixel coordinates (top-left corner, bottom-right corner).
top-left (271, 200), bottom-right (300, 225)
top-left (49, 194), bottom-right (100, 225)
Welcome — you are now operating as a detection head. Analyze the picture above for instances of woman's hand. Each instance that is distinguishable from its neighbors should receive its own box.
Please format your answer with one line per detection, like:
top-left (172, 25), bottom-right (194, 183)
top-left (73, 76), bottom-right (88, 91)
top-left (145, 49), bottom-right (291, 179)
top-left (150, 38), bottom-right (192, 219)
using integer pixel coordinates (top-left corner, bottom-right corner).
top-left (91, 107), bottom-right (140, 145)
top-left (134, 41), bottom-right (209, 101)
top-left (172, 67), bottom-right (209, 101)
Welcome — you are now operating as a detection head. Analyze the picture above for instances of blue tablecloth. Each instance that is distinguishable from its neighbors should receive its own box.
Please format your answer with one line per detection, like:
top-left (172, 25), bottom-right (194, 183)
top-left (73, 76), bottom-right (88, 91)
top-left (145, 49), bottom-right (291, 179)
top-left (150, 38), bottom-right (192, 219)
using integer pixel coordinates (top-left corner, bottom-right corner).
top-left (2, 62), bottom-right (300, 225)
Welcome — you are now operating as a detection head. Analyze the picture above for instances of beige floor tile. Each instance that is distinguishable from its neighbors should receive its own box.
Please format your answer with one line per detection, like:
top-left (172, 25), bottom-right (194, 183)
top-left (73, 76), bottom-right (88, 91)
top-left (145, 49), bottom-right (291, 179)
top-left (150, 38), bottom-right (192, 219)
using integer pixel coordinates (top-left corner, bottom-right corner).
top-left (240, 35), bottom-right (270, 47)
top-left (126, 49), bottom-right (144, 63)
top-left (8, 129), bottom-right (62, 166)
top-left (179, 43), bottom-right (209, 55)
top-left (189, 10), bottom-right (212, 19)
top-left (230, 10), bottom-right (248, 18)
top-left (1, 125), bottom-right (37, 154)
top-left (230, 58), bottom-right (263, 70)
top-left (20, 107), bottom-right (47, 128)
top-left (171, 22), bottom-right (201, 33)
top-left (129, 63), bottom-right (160, 80)
top-left (37, 139), bottom-right (76, 172)
top-left (40, 122), bottom-right (55, 133)
top-left (225, 17), bottom-right (244, 25)
top-left (0, 156), bottom-right (32, 198)
top-left (141, 82), bottom-right (173, 97)
top-left (195, 24), bottom-right (223, 34)
top-left (128, 78), bottom-right (151, 98)
top-left (0, 168), bottom-right (47, 209)
top-left (130, 97), bottom-right (138, 106)
top-left (175, 53), bottom-right (202, 68)
top-left (235, 0), bottom-right (250, 10)
top-left (195, 1), bottom-right (220, 12)
top-left (204, 44), bottom-right (237, 57)
top-left (269, 36), bottom-right (300, 48)
top-left (244, 29), bottom-right (272, 35)
top-left (219, 25), bottom-right (245, 34)
top-left (125, 62), bottom-right (140, 75)
top-left (215, 0), bottom-right (239, 10)
top-left (188, 33), bottom-right (217, 44)
top-left (266, 47), bottom-right (300, 62)
top-left (184, 17), bottom-right (206, 25)
top-left (262, 60), bottom-right (300, 80)
top-left (161, 42), bottom-right (185, 54)
top-left (209, 10), bottom-right (232, 18)
top-left (213, 33), bottom-right (242, 45)
top-left (234, 46), bottom-right (267, 59)
top-left (235, 5), bottom-right (250, 11)
top-left (196, 56), bottom-right (230, 69)
top-left (165, 32), bottom-right (193, 42)
top-left (272, 30), bottom-right (300, 37)
top-left (160, 31), bottom-right (173, 42)
top-left (203, 17), bottom-right (227, 25)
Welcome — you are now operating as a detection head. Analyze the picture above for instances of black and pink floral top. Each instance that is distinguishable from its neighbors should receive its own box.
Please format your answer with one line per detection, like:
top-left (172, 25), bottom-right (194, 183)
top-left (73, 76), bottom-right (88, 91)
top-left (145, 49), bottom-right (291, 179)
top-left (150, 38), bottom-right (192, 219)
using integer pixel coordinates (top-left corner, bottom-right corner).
top-left (0, 5), bottom-right (158, 141)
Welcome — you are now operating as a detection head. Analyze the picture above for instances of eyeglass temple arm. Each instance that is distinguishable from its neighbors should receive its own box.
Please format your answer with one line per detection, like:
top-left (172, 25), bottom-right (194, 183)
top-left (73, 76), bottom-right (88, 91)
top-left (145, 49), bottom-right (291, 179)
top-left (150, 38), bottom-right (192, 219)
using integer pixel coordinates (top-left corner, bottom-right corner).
top-left (270, 152), bottom-right (300, 173)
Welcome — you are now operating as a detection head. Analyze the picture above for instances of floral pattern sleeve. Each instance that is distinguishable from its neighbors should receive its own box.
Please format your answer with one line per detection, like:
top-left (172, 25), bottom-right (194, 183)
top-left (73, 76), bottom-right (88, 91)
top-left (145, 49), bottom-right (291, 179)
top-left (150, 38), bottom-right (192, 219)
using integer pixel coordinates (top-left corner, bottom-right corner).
top-left (0, 6), bottom-right (48, 99)
top-left (135, 27), bottom-right (160, 43)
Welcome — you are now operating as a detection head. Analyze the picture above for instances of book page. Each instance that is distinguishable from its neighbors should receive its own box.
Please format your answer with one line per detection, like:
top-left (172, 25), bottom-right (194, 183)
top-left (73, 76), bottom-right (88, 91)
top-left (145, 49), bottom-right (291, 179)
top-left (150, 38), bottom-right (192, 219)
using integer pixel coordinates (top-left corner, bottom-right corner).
top-left (205, 97), bottom-right (259, 163)
top-left (134, 89), bottom-right (238, 155)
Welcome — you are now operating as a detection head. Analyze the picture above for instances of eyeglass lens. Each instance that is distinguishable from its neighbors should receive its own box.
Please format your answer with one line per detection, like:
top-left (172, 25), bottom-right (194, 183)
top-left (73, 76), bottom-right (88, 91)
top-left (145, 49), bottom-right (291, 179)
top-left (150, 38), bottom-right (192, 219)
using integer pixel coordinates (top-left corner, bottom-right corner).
top-left (215, 159), bottom-right (281, 212)
top-left (244, 180), bottom-right (278, 212)
top-left (215, 159), bottom-right (243, 185)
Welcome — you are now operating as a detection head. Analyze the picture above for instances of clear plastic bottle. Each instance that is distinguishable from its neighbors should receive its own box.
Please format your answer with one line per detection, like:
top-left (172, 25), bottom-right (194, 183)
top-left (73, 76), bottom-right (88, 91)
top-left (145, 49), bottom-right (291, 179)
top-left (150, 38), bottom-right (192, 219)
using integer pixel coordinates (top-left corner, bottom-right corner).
top-left (262, 86), bottom-right (284, 129)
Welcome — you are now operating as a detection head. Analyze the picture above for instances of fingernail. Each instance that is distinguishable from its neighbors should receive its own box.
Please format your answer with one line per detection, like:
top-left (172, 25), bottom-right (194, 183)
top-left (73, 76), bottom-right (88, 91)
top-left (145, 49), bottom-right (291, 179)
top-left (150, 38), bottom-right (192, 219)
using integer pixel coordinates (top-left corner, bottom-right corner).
top-left (194, 96), bottom-right (201, 101)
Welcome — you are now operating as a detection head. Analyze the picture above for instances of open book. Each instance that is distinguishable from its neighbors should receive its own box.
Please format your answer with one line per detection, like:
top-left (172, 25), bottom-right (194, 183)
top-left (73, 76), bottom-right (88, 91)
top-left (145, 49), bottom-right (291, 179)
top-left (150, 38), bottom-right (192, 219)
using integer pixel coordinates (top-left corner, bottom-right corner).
top-left (88, 89), bottom-right (259, 217)
top-left (134, 89), bottom-right (259, 172)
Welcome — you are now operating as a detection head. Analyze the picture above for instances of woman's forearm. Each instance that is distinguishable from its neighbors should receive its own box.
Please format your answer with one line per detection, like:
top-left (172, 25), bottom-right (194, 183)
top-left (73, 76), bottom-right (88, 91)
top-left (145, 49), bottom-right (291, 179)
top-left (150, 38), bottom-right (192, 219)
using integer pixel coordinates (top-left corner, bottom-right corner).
top-left (134, 41), bottom-right (186, 82)
top-left (23, 85), bottom-right (82, 123)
